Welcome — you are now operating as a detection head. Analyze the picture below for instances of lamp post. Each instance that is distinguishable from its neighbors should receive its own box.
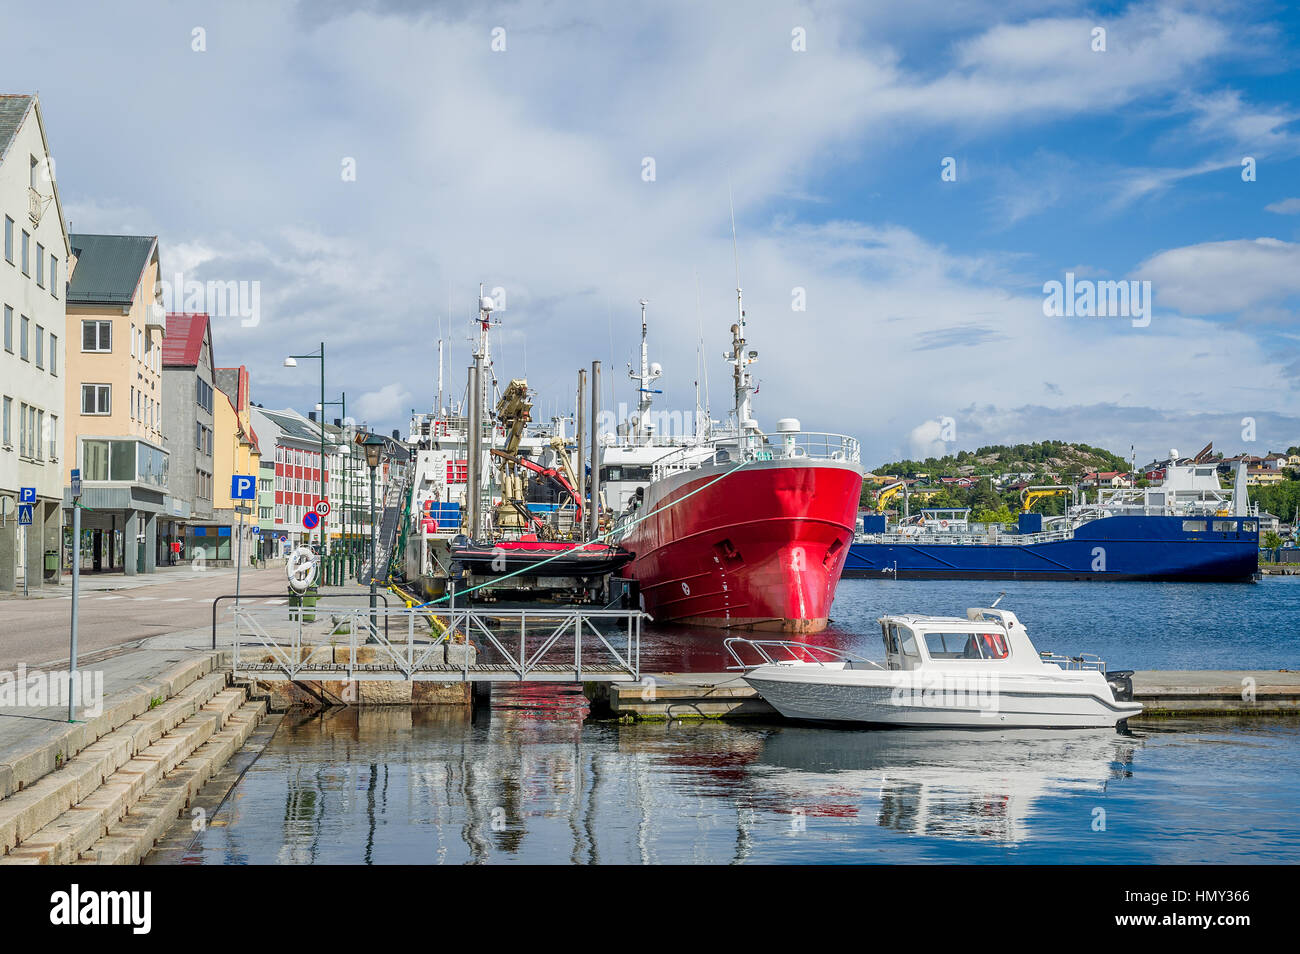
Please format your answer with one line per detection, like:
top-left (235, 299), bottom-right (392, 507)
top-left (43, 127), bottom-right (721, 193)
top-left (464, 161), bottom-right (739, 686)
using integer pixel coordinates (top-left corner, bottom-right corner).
top-left (284, 344), bottom-right (326, 553)
top-left (318, 393), bottom-right (347, 578)
top-left (361, 432), bottom-right (386, 639)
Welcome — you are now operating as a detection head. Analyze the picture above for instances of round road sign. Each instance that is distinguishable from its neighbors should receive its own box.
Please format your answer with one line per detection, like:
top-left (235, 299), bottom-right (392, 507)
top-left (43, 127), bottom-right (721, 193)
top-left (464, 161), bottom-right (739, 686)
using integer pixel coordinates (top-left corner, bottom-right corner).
top-left (314, 500), bottom-right (331, 517)
top-left (302, 511), bottom-right (320, 531)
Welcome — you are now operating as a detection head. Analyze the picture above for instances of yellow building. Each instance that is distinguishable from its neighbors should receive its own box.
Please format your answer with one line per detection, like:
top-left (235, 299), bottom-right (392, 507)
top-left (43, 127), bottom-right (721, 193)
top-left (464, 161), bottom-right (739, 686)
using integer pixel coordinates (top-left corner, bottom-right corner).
top-left (208, 365), bottom-right (261, 563)
top-left (62, 234), bottom-right (169, 574)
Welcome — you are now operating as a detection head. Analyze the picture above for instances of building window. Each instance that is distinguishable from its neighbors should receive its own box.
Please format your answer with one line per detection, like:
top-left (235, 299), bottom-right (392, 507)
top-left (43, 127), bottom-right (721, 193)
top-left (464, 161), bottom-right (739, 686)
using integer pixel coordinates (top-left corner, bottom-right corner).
top-left (50, 256), bottom-right (58, 299)
top-left (49, 334), bottom-right (57, 375)
top-left (48, 414), bottom-right (57, 460)
top-left (3, 216), bottom-right (11, 264)
top-left (2, 305), bottom-right (10, 352)
top-left (1, 396), bottom-right (10, 446)
top-left (35, 243), bottom-right (44, 287)
top-left (34, 409), bottom-right (43, 460)
top-left (19, 315), bottom-right (29, 361)
top-left (34, 325), bottom-right (43, 368)
top-left (81, 383), bottom-right (111, 415)
top-left (82, 319), bottom-right (112, 352)
top-left (20, 230), bottom-right (29, 275)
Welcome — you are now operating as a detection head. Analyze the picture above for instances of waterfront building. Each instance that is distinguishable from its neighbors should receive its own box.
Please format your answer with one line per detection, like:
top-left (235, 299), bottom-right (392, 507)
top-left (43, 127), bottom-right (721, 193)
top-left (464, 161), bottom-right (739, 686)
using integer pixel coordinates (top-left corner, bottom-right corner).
top-left (160, 313), bottom-right (215, 563)
top-left (257, 456), bottom-right (275, 558)
top-left (0, 94), bottom-right (69, 593)
top-left (62, 232), bottom-right (167, 575)
top-left (314, 414), bottom-right (371, 547)
top-left (249, 406), bottom-right (328, 552)
top-left (210, 365), bottom-right (260, 565)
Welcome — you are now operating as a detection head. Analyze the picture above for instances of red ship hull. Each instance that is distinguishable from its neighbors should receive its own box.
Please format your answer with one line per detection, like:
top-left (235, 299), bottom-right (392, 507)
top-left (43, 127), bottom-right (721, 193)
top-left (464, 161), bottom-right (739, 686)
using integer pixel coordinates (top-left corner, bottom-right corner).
top-left (617, 458), bottom-right (863, 633)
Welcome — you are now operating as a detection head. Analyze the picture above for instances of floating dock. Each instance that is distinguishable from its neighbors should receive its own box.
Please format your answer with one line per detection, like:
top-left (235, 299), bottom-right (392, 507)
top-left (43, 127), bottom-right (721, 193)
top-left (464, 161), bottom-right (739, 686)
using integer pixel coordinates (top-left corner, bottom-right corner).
top-left (589, 670), bottom-right (1300, 721)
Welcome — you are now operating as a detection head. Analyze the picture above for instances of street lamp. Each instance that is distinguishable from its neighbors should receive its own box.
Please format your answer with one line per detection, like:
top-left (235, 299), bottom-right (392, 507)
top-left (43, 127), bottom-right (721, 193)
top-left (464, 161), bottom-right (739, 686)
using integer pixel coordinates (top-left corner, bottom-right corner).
top-left (318, 393), bottom-right (349, 575)
top-left (285, 344), bottom-right (327, 554)
top-left (360, 431), bottom-right (387, 640)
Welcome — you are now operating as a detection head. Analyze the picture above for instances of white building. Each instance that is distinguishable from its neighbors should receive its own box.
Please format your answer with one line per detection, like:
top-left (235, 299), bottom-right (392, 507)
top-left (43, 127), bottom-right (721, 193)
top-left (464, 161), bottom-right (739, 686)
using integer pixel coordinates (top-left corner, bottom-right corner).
top-left (0, 94), bottom-right (70, 594)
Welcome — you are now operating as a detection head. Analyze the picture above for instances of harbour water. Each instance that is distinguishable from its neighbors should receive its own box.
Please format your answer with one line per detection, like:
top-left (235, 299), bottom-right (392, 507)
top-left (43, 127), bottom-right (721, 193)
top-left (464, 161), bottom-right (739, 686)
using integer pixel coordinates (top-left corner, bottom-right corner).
top-left (642, 575), bottom-right (1300, 673)
top-left (172, 578), bottom-right (1300, 865)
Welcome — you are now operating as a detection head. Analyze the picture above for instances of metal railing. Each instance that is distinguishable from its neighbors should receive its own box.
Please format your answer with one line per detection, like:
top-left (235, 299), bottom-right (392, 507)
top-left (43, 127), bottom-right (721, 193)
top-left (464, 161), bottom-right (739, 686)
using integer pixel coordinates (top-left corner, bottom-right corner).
top-left (1039, 651), bottom-right (1107, 672)
top-left (227, 602), bottom-right (646, 683)
top-left (724, 637), bottom-right (885, 672)
top-left (650, 431), bottom-right (861, 481)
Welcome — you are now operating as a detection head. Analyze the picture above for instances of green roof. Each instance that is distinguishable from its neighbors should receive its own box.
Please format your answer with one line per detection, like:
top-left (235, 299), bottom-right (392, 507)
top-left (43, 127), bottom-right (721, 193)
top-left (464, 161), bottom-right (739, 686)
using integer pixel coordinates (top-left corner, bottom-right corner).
top-left (67, 233), bottom-right (157, 305)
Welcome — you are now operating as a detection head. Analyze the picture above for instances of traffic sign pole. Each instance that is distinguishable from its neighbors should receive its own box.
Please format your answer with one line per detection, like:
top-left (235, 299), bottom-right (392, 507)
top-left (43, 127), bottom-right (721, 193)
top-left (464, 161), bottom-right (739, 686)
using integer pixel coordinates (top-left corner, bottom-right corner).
top-left (229, 476), bottom-right (257, 617)
top-left (69, 472), bottom-right (81, 722)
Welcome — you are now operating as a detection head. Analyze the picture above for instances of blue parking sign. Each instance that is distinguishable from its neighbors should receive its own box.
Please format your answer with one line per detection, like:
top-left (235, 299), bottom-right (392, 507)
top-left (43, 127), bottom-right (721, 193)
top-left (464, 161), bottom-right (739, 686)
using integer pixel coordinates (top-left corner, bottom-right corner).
top-left (19, 487), bottom-right (35, 504)
top-left (231, 475), bottom-right (256, 500)
top-left (18, 504), bottom-right (33, 525)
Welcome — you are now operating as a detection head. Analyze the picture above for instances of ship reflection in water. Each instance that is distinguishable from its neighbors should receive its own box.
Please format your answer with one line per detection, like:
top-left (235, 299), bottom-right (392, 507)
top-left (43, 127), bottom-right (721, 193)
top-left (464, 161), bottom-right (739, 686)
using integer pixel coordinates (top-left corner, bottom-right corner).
top-left (175, 694), bottom-right (1300, 864)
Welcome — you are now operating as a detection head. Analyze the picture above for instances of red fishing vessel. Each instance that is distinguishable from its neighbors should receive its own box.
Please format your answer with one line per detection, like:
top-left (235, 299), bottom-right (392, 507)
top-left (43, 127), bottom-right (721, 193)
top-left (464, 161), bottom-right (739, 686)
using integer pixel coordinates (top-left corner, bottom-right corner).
top-left (603, 301), bottom-right (862, 632)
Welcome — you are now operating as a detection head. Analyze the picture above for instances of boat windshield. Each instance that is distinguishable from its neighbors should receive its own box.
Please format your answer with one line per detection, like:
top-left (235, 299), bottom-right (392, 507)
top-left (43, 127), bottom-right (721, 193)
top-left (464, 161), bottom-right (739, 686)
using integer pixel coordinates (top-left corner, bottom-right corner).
top-left (922, 630), bottom-right (1009, 660)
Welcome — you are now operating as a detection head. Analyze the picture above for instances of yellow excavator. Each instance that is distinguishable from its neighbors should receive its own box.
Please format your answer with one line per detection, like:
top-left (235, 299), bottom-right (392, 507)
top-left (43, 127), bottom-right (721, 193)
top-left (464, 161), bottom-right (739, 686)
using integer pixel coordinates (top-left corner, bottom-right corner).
top-left (1020, 485), bottom-right (1072, 513)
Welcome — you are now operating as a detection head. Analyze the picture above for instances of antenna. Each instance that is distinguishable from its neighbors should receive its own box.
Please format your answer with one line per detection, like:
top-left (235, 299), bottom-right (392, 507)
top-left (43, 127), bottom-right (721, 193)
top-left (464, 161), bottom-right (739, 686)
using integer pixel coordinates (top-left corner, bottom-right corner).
top-left (991, 591), bottom-right (1006, 608)
top-left (728, 179), bottom-right (744, 329)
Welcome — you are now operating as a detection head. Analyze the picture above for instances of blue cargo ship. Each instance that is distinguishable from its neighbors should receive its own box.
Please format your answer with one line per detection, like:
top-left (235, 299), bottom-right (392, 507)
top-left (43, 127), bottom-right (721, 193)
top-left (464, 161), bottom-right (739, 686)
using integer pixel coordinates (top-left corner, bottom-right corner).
top-left (845, 461), bottom-right (1260, 582)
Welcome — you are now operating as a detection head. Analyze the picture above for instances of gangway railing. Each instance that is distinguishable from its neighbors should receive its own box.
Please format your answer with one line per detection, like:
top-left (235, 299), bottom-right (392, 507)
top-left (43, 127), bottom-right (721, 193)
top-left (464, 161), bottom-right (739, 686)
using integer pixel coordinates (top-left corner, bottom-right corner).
top-left (225, 602), bottom-right (646, 683)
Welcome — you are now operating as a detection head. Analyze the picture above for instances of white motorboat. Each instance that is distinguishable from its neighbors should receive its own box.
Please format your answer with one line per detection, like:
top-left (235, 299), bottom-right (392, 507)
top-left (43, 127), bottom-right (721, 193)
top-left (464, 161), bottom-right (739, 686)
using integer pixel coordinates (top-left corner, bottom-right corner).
top-left (729, 607), bottom-right (1143, 729)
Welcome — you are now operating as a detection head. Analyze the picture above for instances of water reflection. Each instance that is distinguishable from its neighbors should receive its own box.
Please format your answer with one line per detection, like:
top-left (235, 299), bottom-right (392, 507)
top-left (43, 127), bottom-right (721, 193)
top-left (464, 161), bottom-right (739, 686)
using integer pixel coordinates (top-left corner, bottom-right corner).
top-left (183, 694), bottom-right (1148, 864)
top-left (753, 727), bottom-right (1136, 844)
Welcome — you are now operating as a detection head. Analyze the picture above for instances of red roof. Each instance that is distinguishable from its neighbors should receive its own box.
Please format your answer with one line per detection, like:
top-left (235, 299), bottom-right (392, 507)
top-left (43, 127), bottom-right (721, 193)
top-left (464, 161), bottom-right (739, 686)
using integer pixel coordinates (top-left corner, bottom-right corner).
top-left (162, 313), bottom-right (211, 367)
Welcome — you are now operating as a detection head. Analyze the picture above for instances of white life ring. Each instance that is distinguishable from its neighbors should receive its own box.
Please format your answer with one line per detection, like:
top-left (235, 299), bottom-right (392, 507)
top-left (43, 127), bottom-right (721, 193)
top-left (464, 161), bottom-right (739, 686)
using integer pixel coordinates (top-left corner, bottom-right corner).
top-left (287, 546), bottom-right (318, 593)
top-left (940, 520), bottom-right (949, 528)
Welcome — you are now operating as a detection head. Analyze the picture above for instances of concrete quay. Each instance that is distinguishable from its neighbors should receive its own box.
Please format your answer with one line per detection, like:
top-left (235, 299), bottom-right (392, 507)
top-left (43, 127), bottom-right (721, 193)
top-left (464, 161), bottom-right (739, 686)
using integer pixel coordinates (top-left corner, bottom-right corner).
top-left (588, 670), bottom-right (1300, 721)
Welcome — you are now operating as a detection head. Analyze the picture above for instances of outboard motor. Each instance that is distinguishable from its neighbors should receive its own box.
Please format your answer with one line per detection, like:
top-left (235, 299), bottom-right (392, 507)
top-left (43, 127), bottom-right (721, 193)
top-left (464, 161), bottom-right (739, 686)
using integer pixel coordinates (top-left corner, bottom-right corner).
top-left (1106, 669), bottom-right (1135, 702)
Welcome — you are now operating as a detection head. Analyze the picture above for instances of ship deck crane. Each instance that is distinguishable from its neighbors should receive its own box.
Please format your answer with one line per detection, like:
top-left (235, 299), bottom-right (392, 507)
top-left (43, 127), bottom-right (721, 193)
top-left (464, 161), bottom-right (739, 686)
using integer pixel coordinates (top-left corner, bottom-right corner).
top-left (1020, 485), bottom-right (1072, 513)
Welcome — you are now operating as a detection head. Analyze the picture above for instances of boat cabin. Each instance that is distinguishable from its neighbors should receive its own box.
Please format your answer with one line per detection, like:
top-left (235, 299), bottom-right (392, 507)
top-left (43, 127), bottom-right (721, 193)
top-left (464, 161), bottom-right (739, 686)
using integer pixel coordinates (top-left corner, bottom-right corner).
top-left (877, 608), bottom-right (1047, 672)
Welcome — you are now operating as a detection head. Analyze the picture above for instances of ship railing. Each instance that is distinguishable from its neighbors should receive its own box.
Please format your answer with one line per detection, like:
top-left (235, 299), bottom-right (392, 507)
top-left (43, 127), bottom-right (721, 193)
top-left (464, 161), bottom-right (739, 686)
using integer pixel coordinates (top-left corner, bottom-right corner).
top-left (651, 431), bottom-right (861, 481)
top-left (855, 526), bottom-right (1078, 546)
top-left (724, 637), bottom-right (886, 671)
top-left (1039, 651), bottom-right (1107, 672)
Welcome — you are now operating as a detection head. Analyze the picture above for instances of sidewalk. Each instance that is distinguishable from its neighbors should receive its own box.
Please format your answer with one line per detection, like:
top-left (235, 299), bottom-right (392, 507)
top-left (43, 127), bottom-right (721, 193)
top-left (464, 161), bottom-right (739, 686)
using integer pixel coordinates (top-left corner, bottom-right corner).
top-left (0, 624), bottom-right (218, 799)
top-left (0, 563), bottom-right (263, 601)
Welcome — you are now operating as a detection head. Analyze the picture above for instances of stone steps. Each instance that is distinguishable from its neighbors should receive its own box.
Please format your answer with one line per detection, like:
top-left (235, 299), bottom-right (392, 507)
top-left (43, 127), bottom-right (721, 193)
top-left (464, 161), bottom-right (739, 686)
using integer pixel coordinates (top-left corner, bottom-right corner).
top-left (0, 682), bottom-right (266, 865)
top-left (77, 698), bottom-right (267, 865)
top-left (0, 671), bottom-right (228, 855)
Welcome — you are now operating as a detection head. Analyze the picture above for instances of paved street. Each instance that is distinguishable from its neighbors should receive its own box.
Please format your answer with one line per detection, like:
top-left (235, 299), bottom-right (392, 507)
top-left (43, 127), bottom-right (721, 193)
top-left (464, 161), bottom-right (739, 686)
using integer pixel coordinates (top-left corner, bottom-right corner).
top-left (0, 565), bottom-right (305, 670)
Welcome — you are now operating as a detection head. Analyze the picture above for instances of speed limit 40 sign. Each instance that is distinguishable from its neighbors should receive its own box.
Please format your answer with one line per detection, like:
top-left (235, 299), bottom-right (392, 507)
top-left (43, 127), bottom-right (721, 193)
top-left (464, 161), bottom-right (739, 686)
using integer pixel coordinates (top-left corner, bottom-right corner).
top-left (314, 500), bottom-right (330, 517)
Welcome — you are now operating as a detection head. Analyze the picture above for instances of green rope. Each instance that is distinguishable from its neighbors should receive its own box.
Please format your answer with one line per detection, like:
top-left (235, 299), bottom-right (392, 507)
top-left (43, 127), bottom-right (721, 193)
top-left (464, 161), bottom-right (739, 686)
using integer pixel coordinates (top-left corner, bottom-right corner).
top-left (414, 454), bottom-right (752, 608)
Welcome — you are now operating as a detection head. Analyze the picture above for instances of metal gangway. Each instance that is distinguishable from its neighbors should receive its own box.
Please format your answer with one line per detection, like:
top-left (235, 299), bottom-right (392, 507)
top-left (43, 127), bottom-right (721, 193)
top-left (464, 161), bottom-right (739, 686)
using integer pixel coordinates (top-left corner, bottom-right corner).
top-left (359, 458), bottom-right (412, 585)
top-left (226, 600), bottom-right (646, 683)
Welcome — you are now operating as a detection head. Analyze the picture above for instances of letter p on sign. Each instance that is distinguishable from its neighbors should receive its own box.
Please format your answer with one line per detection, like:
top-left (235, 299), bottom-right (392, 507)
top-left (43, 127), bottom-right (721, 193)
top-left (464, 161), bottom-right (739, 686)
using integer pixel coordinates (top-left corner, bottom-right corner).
top-left (231, 475), bottom-right (256, 500)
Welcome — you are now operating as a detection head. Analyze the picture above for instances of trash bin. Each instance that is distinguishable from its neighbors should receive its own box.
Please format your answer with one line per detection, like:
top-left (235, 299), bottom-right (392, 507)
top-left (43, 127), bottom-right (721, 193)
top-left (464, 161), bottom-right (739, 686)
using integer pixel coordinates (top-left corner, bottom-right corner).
top-left (288, 585), bottom-right (319, 622)
top-left (44, 549), bottom-right (58, 580)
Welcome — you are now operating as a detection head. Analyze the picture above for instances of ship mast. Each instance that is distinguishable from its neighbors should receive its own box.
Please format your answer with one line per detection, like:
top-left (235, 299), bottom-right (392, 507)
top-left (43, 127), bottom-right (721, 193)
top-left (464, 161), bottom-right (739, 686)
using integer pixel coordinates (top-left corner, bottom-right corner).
top-left (628, 298), bottom-right (661, 444)
top-left (725, 187), bottom-right (757, 453)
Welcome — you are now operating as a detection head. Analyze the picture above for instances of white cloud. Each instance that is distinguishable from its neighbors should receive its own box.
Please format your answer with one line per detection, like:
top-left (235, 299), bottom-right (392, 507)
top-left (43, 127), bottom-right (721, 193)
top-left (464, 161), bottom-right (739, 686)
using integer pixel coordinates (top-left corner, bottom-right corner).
top-left (355, 383), bottom-right (414, 424)
top-left (1266, 198), bottom-right (1300, 214)
top-left (1136, 238), bottom-right (1300, 315)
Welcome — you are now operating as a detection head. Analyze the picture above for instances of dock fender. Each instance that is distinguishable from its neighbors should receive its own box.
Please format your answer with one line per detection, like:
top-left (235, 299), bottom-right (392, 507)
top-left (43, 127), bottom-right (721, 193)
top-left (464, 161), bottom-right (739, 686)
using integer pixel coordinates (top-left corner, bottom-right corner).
top-left (1106, 669), bottom-right (1135, 702)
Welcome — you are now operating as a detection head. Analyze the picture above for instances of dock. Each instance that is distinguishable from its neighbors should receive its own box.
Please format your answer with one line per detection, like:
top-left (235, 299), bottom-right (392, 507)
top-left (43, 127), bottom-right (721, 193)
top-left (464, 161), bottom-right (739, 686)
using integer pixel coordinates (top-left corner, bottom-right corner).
top-left (589, 670), bottom-right (1300, 721)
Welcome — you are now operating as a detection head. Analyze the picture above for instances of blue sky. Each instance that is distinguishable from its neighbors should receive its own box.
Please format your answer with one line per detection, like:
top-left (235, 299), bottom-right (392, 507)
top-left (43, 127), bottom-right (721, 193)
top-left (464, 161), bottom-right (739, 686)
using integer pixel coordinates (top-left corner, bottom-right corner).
top-left (5, 0), bottom-right (1299, 467)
